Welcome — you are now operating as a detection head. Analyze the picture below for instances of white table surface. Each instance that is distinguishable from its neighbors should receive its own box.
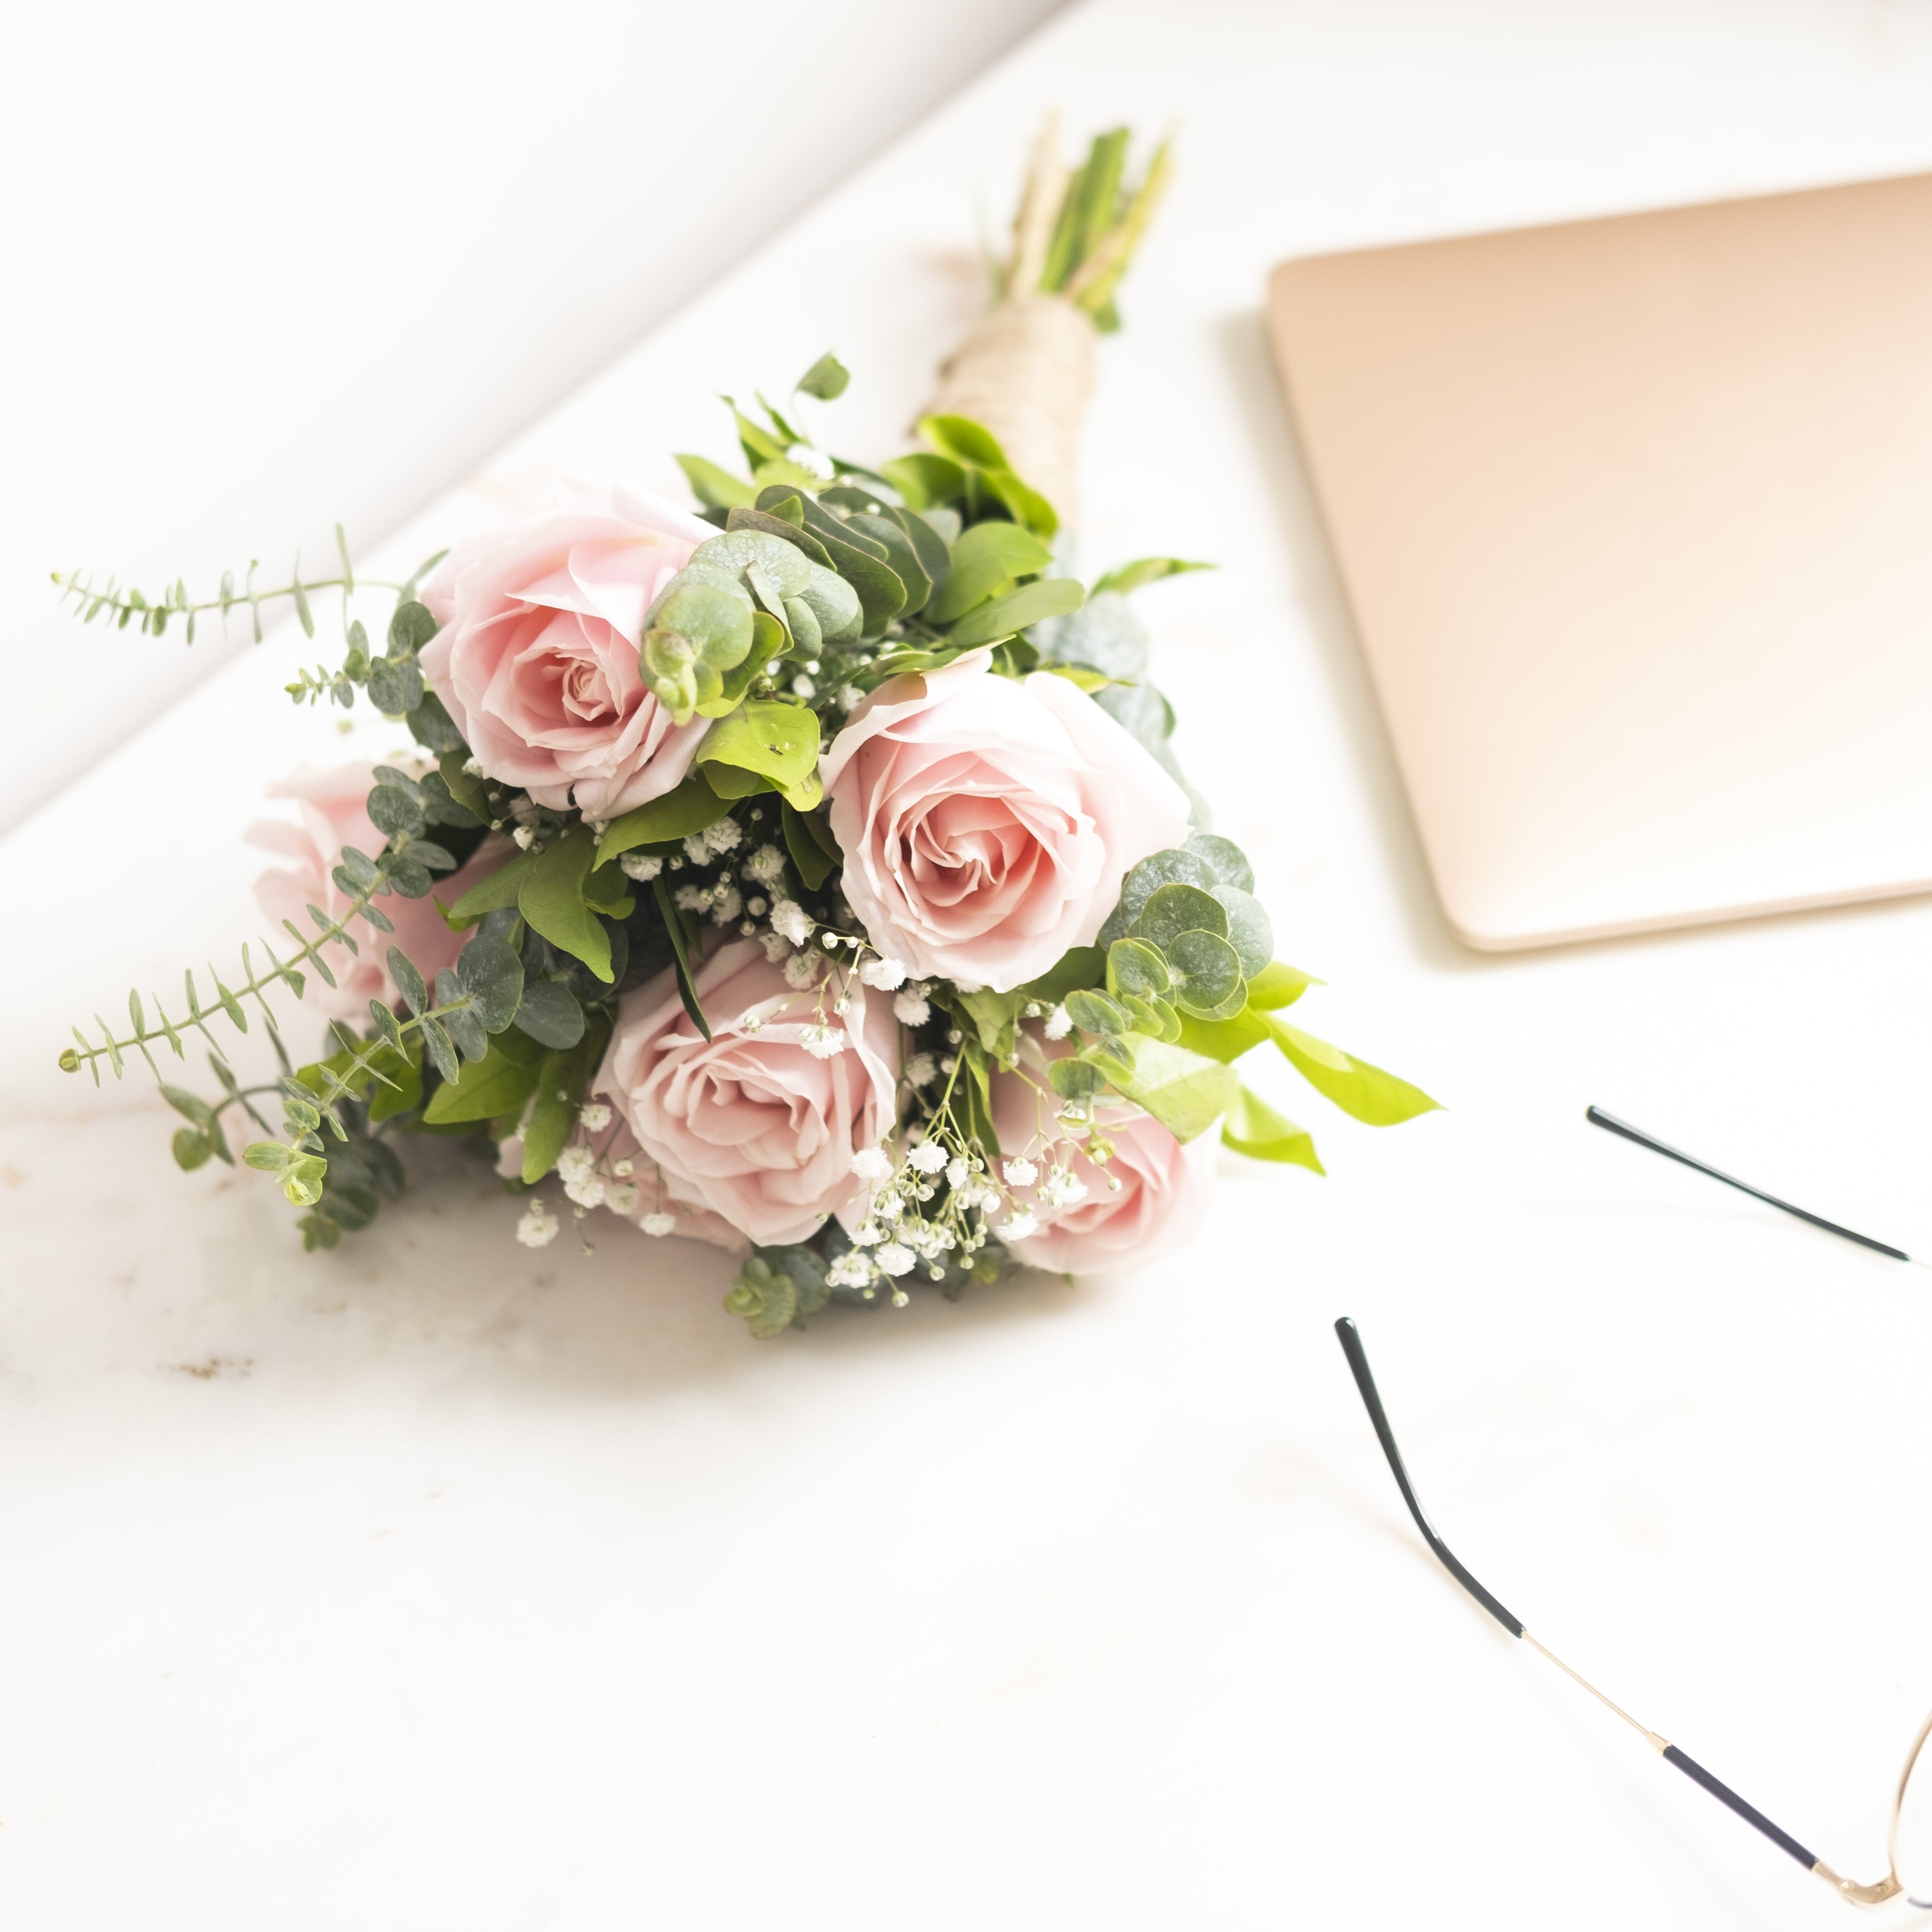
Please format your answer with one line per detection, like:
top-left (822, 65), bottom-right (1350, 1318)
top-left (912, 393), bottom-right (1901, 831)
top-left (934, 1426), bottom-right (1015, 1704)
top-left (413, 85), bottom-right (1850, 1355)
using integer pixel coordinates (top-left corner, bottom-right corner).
top-left (8, 3), bottom-right (1932, 1926)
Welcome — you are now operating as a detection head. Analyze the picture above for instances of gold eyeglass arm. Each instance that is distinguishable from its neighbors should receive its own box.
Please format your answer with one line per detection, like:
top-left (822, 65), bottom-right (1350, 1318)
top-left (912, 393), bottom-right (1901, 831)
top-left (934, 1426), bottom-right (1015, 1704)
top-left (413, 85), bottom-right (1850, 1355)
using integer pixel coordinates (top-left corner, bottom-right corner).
top-left (1810, 1861), bottom-right (1902, 1909)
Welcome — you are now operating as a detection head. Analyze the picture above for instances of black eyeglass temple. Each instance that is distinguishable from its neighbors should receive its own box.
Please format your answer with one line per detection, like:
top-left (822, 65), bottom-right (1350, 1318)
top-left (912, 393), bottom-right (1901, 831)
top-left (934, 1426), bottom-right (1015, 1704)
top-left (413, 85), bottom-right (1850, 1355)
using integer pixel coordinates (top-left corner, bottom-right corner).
top-left (1332, 1317), bottom-right (1825, 1882)
top-left (1332, 1316), bottom-right (1522, 1637)
top-left (1585, 1105), bottom-right (1910, 1263)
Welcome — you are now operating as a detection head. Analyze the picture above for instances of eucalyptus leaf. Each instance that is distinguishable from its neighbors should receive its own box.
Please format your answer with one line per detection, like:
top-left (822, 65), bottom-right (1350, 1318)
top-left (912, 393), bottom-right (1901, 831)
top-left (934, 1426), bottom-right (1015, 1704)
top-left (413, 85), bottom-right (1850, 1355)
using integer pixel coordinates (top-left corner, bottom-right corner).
top-left (691, 529), bottom-right (811, 598)
top-left (1106, 937), bottom-right (1170, 1002)
top-left (1184, 832), bottom-right (1254, 893)
top-left (456, 935), bottom-right (524, 1032)
top-left (1164, 928), bottom-right (1243, 1016)
top-left (1211, 884), bottom-right (1272, 977)
top-left (434, 968), bottom-right (489, 1062)
top-left (1100, 848), bottom-right (1218, 944)
top-left (406, 690), bottom-right (466, 756)
top-left (366, 784), bottom-right (425, 840)
top-left (386, 947), bottom-right (428, 1015)
top-left (1131, 882), bottom-right (1227, 953)
top-left (512, 979), bottom-right (586, 1051)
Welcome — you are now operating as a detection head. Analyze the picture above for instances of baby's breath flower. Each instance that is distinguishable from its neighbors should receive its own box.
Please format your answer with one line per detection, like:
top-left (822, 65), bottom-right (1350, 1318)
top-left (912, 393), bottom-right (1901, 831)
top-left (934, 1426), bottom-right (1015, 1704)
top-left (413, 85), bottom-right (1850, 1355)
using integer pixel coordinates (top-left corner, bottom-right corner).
top-left (577, 1102), bottom-right (612, 1132)
top-left (827, 1249), bottom-right (874, 1288)
top-left (1043, 1003), bottom-right (1073, 1041)
top-left (613, 1158), bottom-right (635, 1178)
top-left (945, 1156), bottom-right (969, 1189)
top-left (674, 883), bottom-right (707, 913)
top-left (681, 832), bottom-right (713, 865)
top-left (836, 684), bottom-right (863, 711)
top-left (906, 1139), bottom-right (948, 1175)
top-left (516, 1199), bottom-right (560, 1248)
top-left (782, 951), bottom-right (821, 990)
top-left (905, 1052), bottom-right (937, 1087)
top-left (1038, 1167), bottom-right (1088, 1209)
top-left (893, 990), bottom-right (930, 1027)
top-left (851, 1146), bottom-right (892, 1181)
top-left (759, 931), bottom-right (792, 964)
top-left (709, 884), bottom-right (743, 926)
top-left (512, 826), bottom-right (536, 851)
top-left (1002, 1156), bottom-right (1038, 1187)
top-left (874, 1242), bottom-right (917, 1276)
top-left (640, 1211), bottom-right (676, 1237)
top-left (746, 896), bottom-right (768, 917)
top-left (800, 1023), bottom-right (847, 1060)
top-left (556, 1144), bottom-right (606, 1209)
top-left (739, 1010), bottom-right (765, 1034)
top-left (704, 817), bottom-right (743, 855)
top-left (743, 845), bottom-right (787, 888)
top-left (770, 898), bottom-right (813, 946)
top-left (996, 1211), bottom-right (1039, 1242)
top-left (619, 852), bottom-right (663, 881)
top-left (605, 1179), bottom-right (640, 1215)
top-left (859, 956), bottom-right (907, 991)
top-left (791, 674), bottom-right (817, 699)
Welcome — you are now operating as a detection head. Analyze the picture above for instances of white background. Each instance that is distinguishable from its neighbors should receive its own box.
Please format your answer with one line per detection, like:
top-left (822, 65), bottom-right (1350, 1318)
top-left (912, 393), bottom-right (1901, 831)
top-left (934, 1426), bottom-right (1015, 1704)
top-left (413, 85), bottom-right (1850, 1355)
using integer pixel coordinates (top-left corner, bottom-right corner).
top-left (0, 0), bottom-right (1067, 829)
top-left (8, 2), bottom-right (1932, 1928)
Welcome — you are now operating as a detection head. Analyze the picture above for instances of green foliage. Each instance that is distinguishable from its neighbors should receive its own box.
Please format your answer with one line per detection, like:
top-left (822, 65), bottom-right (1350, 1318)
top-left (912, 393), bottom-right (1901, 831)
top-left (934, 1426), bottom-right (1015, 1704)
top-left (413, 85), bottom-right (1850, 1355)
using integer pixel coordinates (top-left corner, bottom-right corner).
top-left (696, 699), bottom-right (823, 809)
top-left (596, 772), bottom-right (730, 865)
top-left (1222, 1085), bottom-right (1323, 1174)
top-left (519, 831), bottom-right (625, 982)
top-left (781, 801), bottom-right (838, 890)
top-left (519, 1017), bottom-right (614, 1183)
top-left (1089, 557), bottom-right (1216, 598)
top-left (421, 1029), bottom-right (545, 1126)
top-left (675, 453), bottom-right (759, 509)
top-left (795, 351), bottom-right (850, 401)
top-left (725, 1245), bottom-right (831, 1338)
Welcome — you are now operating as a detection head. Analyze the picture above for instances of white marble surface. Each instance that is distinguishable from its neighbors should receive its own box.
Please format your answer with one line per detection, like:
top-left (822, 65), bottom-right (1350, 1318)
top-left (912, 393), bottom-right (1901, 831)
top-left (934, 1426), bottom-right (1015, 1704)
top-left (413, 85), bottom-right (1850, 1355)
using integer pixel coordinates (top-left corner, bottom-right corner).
top-left (9, 2), bottom-right (1932, 1925)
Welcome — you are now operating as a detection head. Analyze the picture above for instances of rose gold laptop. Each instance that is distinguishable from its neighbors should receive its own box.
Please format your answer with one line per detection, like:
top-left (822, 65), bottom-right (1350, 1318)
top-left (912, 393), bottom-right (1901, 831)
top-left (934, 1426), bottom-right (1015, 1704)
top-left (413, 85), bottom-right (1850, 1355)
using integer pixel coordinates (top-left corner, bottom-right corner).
top-left (1267, 172), bottom-right (1932, 951)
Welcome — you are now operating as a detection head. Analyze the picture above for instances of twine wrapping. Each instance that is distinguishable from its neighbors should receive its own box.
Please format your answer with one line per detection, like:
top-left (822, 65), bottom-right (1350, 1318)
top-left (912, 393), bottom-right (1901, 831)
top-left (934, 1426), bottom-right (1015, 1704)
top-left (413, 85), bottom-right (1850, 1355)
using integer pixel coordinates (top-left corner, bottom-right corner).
top-left (927, 293), bottom-right (1096, 528)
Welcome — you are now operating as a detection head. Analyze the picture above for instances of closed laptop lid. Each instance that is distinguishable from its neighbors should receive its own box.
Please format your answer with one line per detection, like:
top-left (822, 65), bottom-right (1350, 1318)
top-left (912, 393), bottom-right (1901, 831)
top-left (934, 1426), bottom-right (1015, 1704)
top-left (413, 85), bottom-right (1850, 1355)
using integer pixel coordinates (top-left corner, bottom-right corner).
top-left (1268, 172), bottom-right (1932, 950)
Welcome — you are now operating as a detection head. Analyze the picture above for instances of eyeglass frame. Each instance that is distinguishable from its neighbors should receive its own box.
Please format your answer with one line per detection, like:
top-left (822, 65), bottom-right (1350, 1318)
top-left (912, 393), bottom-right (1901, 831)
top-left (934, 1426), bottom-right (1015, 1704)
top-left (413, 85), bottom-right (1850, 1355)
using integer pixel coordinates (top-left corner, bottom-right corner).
top-left (1334, 1315), bottom-right (1932, 1911)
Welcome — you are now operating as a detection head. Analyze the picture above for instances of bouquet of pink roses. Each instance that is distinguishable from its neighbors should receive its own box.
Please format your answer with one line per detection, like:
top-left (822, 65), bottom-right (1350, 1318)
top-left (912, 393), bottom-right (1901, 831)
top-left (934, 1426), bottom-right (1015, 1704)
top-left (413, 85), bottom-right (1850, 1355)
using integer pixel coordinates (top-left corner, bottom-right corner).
top-left (54, 125), bottom-right (1435, 1335)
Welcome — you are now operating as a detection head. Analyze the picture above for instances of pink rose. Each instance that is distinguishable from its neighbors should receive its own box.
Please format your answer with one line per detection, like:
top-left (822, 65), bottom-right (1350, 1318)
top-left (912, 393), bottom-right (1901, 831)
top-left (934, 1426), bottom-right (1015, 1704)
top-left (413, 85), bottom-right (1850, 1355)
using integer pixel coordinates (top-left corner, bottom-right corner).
top-left (821, 650), bottom-right (1191, 992)
top-left (420, 482), bottom-right (716, 819)
top-left (595, 940), bottom-right (901, 1248)
top-left (992, 1069), bottom-right (1217, 1276)
top-left (249, 763), bottom-right (510, 1021)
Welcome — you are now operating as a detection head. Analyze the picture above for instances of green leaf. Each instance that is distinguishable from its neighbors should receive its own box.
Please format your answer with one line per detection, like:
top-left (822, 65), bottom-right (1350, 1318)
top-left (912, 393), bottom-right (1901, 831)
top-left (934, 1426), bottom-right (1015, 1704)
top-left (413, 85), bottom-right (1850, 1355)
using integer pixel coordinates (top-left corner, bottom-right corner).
top-left (1066, 989), bottom-right (1131, 1036)
top-left (172, 1127), bottom-right (212, 1171)
top-left (386, 945), bottom-right (429, 1015)
top-left (1090, 557), bottom-right (1216, 598)
top-left (443, 848), bottom-right (537, 927)
top-left (694, 610), bottom-right (787, 718)
top-left (389, 600), bottom-right (438, 655)
top-left (924, 520), bottom-right (1054, 625)
top-left (456, 935), bottom-right (524, 1033)
top-left (1174, 1005), bottom-right (1270, 1063)
top-left (1106, 937), bottom-right (1170, 1002)
top-left (652, 873), bottom-right (712, 1042)
top-left (696, 699), bottom-right (820, 797)
top-left (437, 751), bottom-right (489, 819)
top-left (1016, 945), bottom-right (1106, 1004)
top-left (519, 1016), bottom-right (613, 1184)
top-left (421, 1030), bottom-right (544, 1125)
top-left (1164, 929), bottom-right (1244, 1018)
top-left (1264, 1018), bottom-right (1440, 1126)
top-left (597, 771), bottom-right (728, 865)
top-left (877, 453), bottom-right (965, 510)
top-left (978, 466), bottom-right (1059, 540)
top-left (1222, 1085), bottom-right (1324, 1173)
top-left (1110, 1036), bottom-right (1239, 1144)
top-left (580, 862), bottom-right (635, 920)
top-left (242, 1141), bottom-right (293, 1174)
top-left (512, 979), bottom-right (586, 1051)
top-left (956, 987), bottom-right (1024, 1061)
top-left (781, 801), bottom-right (837, 890)
top-left (161, 1084), bottom-right (217, 1133)
top-left (943, 576), bottom-right (1084, 649)
top-left (407, 690), bottom-right (467, 756)
top-left (1246, 961), bottom-right (1317, 1011)
top-left (1131, 882), bottom-right (1227, 951)
top-left (518, 830), bottom-right (615, 982)
top-left (296, 1037), bottom-right (424, 1124)
top-left (919, 414), bottom-right (1010, 470)
top-left (796, 351), bottom-right (849, 401)
top-left (845, 513), bottom-right (932, 616)
top-left (675, 453), bottom-right (759, 509)
top-left (723, 1254), bottom-right (799, 1339)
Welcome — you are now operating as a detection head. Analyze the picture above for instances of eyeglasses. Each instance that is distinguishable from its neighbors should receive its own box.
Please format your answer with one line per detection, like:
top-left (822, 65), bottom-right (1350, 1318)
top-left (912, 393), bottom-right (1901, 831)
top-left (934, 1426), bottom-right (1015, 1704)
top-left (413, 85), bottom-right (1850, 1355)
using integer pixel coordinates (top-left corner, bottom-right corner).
top-left (1334, 1315), bottom-right (1932, 1909)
